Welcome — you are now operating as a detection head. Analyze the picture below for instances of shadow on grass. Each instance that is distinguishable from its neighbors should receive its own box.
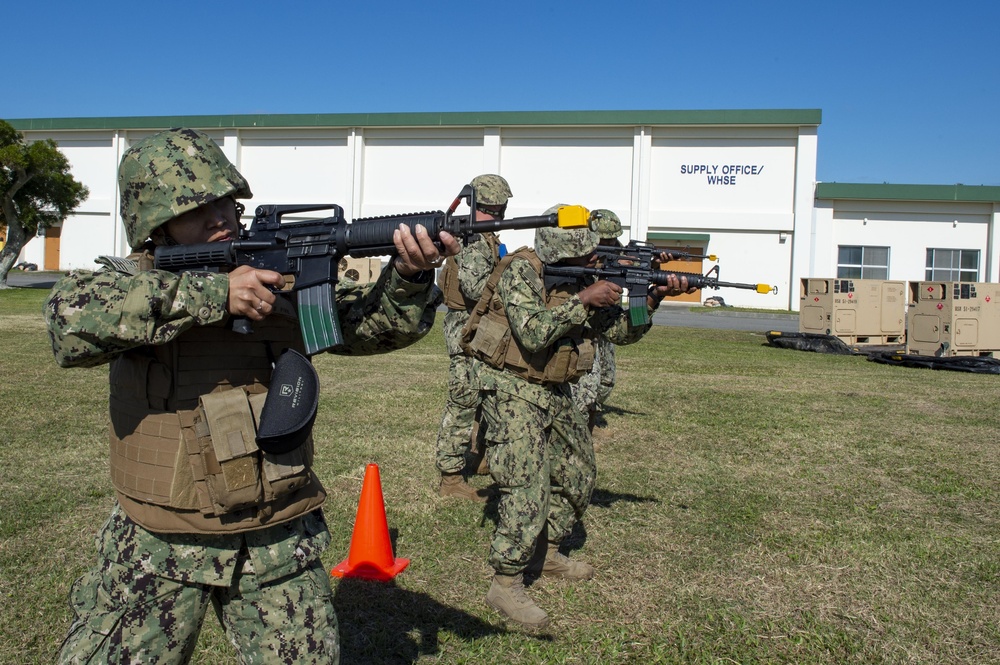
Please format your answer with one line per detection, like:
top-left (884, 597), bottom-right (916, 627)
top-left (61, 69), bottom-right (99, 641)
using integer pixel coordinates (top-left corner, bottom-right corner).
top-left (588, 487), bottom-right (660, 508)
top-left (600, 403), bottom-right (647, 418)
top-left (333, 576), bottom-right (551, 663)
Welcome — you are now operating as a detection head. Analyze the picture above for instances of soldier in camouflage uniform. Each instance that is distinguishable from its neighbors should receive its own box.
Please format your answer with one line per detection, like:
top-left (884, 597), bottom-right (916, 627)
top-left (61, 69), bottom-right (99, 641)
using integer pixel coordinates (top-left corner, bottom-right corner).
top-left (434, 174), bottom-right (511, 501)
top-left (461, 207), bottom-right (692, 628)
top-left (44, 128), bottom-right (458, 665)
top-left (571, 209), bottom-right (624, 434)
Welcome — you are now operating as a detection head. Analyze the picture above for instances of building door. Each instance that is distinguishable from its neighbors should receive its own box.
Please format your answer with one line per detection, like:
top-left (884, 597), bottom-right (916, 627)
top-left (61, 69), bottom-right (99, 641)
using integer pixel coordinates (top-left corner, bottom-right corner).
top-left (44, 226), bottom-right (62, 271)
top-left (657, 246), bottom-right (704, 304)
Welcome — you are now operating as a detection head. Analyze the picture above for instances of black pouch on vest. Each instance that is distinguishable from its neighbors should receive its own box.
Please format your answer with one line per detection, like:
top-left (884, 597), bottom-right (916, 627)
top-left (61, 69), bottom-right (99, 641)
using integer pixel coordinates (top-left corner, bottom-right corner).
top-left (256, 349), bottom-right (320, 454)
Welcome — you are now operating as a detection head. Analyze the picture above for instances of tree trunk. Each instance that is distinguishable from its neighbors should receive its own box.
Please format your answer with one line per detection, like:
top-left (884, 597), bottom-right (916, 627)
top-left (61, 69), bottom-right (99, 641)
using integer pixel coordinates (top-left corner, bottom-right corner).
top-left (0, 220), bottom-right (30, 289)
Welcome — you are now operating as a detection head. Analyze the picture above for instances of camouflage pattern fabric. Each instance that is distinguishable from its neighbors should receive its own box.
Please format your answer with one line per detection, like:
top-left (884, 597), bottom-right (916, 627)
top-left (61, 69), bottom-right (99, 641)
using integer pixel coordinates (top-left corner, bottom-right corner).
top-left (46, 260), bottom-right (441, 664)
top-left (571, 336), bottom-right (617, 415)
top-left (534, 224), bottom-right (599, 264)
top-left (434, 233), bottom-right (499, 474)
top-left (118, 128), bottom-right (252, 249)
top-left (469, 174), bottom-right (512, 206)
top-left (480, 376), bottom-right (594, 573)
top-left (58, 505), bottom-right (338, 664)
top-left (596, 338), bottom-right (617, 405)
top-left (590, 209), bottom-right (623, 240)
top-left (477, 252), bottom-right (654, 572)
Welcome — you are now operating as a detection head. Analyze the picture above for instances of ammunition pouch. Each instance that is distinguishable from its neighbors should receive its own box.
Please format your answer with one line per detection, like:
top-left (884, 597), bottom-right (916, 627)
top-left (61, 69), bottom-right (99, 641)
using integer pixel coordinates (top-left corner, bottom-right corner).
top-left (438, 232), bottom-right (500, 311)
top-left (187, 386), bottom-right (311, 516)
top-left (462, 249), bottom-right (596, 385)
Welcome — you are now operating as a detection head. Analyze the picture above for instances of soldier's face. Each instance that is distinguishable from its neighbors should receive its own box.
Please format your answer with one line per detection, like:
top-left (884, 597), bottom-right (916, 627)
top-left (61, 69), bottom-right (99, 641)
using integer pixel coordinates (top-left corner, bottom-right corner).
top-left (562, 252), bottom-right (598, 267)
top-left (163, 196), bottom-right (240, 244)
top-left (475, 205), bottom-right (505, 222)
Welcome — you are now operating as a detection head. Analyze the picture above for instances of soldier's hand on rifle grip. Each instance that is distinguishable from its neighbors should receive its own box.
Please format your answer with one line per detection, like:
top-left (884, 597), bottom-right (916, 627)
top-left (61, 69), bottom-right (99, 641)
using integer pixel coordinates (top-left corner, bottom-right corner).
top-left (392, 224), bottom-right (461, 277)
top-left (579, 280), bottom-right (624, 309)
top-left (227, 265), bottom-right (285, 321)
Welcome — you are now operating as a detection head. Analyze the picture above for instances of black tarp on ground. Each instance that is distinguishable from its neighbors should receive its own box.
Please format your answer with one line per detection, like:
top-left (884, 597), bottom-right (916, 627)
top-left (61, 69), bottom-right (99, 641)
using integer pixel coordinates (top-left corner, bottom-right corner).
top-left (866, 352), bottom-right (1000, 374)
top-left (765, 331), bottom-right (1000, 374)
top-left (765, 331), bottom-right (860, 355)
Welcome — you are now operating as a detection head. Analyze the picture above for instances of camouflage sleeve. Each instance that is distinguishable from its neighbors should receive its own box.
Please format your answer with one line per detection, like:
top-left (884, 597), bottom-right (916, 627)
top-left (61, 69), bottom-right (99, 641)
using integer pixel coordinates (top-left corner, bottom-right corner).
top-left (498, 258), bottom-right (589, 353)
top-left (456, 235), bottom-right (496, 302)
top-left (326, 263), bottom-right (441, 356)
top-left (44, 268), bottom-right (229, 368)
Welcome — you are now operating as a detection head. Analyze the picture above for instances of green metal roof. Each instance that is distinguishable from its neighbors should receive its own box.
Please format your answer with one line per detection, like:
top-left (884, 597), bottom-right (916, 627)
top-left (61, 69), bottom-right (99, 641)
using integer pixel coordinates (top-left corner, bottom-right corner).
top-left (7, 109), bottom-right (822, 131)
top-left (816, 182), bottom-right (1000, 203)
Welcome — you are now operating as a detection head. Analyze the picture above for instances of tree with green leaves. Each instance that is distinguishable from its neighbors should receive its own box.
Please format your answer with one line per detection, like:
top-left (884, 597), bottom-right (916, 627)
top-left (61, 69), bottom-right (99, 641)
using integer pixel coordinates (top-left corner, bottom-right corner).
top-left (0, 119), bottom-right (88, 288)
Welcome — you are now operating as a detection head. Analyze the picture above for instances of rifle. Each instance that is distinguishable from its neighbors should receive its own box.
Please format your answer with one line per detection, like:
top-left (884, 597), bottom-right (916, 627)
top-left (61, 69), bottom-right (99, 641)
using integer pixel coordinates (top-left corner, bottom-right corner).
top-left (545, 240), bottom-right (777, 326)
top-left (649, 246), bottom-right (718, 262)
top-left (154, 185), bottom-right (590, 355)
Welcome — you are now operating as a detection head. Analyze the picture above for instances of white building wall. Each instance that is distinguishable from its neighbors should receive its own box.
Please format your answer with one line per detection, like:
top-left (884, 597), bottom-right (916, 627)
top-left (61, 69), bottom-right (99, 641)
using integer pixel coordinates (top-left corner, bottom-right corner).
top-left (790, 127), bottom-right (819, 306)
top-left (358, 128), bottom-right (485, 216)
top-left (646, 127), bottom-right (803, 306)
top-left (813, 199), bottom-right (994, 284)
top-left (498, 127), bottom-right (637, 252)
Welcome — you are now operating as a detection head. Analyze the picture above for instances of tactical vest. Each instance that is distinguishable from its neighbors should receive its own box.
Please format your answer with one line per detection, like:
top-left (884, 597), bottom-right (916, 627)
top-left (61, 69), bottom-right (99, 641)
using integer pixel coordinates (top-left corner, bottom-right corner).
top-left (461, 248), bottom-right (596, 385)
top-left (108, 301), bottom-right (325, 535)
top-left (438, 232), bottom-right (500, 311)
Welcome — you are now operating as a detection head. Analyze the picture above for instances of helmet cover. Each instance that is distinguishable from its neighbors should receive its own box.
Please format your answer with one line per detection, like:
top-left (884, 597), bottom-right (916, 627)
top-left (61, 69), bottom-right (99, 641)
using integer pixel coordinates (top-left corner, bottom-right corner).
top-left (534, 204), bottom-right (600, 263)
top-left (119, 127), bottom-right (252, 248)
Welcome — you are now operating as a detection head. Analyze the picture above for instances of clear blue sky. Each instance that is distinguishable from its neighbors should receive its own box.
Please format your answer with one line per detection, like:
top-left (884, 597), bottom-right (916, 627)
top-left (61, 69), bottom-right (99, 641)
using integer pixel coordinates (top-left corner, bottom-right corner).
top-left (6, 1), bottom-right (998, 186)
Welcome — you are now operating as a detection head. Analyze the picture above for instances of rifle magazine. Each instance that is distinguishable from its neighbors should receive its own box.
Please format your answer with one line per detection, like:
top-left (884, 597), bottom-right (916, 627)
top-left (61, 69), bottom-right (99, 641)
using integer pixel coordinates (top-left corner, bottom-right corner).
top-left (628, 294), bottom-right (650, 326)
top-left (298, 284), bottom-right (342, 355)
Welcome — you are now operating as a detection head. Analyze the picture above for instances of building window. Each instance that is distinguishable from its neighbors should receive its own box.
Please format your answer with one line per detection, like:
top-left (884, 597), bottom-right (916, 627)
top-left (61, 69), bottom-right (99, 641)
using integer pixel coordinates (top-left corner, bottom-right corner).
top-left (837, 245), bottom-right (889, 279)
top-left (925, 248), bottom-right (979, 282)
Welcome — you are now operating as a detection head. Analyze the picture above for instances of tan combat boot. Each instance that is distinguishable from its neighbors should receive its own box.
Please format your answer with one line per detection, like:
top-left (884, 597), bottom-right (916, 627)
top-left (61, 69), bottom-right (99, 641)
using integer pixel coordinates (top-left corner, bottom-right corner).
top-left (438, 473), bottom-right (488, 502)
top-left (540, 543), bottom-right (595, 581)
top-left (486, 573), bottom-right (550, 628)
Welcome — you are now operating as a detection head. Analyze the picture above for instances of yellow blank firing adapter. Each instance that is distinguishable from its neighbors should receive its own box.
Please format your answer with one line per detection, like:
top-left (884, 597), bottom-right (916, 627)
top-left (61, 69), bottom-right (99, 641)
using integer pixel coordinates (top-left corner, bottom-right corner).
top-left (555, 205), bottom-right (590, 228)
top-left (757, 284), bottom-right (779, 295)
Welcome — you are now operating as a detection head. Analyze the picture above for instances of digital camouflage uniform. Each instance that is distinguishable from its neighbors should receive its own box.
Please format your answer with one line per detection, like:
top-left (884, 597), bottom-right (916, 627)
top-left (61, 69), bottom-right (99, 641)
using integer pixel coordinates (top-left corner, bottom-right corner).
top-left (435, 233), bottom-right (501, 473)
top-left (572, 209), bottom-right (623, 422)
top-left (434, 175), bottom-right (510, 477)
top-left (475, 220), bottom-right (654, 575)
top-left (46, 128), bottom-right (441, 665)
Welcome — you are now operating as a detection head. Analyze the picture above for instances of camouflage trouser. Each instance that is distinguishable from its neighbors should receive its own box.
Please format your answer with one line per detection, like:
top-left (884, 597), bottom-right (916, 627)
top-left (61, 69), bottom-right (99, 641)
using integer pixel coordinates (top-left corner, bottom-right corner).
top-left (571, 339), bottom-right (617, 416)
top-left (58, 510), bottom-right (340, 664)
top-left (434, 352), bottom-right (481, 474)
top-left (596, 341), bottom-right (617, 406)
top-left (480, 385), bottom-right (596, 574)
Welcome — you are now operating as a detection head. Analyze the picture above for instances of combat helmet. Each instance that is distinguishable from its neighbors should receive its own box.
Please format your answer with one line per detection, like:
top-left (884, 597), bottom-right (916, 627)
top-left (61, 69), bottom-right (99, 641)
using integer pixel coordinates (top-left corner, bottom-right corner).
top-left (470, 174), bottom-right (513, 207)
top-left (591, 209), bottom-right (623, 240)
top-left (534, 204), bottom-right (599, 264)
top-left (119, 128), bottom-right (252, 249)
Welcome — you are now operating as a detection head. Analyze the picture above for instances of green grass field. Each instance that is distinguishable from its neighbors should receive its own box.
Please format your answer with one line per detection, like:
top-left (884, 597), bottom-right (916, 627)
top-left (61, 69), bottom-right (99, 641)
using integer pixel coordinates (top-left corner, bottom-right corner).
top-left (1, 286), bottom-right (997, 664)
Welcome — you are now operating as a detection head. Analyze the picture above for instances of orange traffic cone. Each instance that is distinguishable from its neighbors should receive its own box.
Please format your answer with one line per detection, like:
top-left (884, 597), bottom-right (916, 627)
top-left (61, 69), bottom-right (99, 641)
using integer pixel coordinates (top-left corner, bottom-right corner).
top-left (331, 463), bottom-right (410, 581)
